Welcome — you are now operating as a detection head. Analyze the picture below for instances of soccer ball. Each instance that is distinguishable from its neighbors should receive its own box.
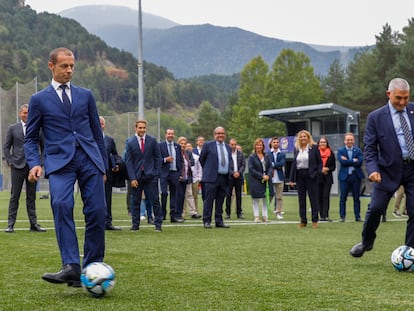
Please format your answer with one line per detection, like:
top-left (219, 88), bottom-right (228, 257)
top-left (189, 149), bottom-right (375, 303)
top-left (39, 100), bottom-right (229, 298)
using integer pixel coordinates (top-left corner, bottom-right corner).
top-left (391, 245), bottom-right (414, 271)
top-left (80, 262), bottom-right (115, 297)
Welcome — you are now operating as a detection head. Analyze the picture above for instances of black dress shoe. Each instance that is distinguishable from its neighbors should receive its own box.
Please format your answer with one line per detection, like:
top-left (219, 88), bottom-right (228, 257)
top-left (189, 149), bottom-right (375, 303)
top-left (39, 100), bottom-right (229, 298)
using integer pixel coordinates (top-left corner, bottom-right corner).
top-left (237, 215), bottom-right (245, 219)
top-left (216, 223), bottom-right (230, 228)
top-left (204, 223), bottom-right (212, 229)
top-left (30, 224), bottom-right (46, 232)
top-left (171, 217), bottom-right (185, 223)
top-left (106, 224), bottom-right (121, 230)
top-left (5, 226), bottom-right (14, 233)
top-left (42, 264), bottom-right (81, 287)
top-left (148, 218), bottom-right (155, 224)
top-left (130, 225), bottom-right (140, 231)
top-left (191, 214), bottom-right (202, 219)
top-left (350, 242), bottom-right (373, 257)
top-left (155, 226), bottom-right (162, 232)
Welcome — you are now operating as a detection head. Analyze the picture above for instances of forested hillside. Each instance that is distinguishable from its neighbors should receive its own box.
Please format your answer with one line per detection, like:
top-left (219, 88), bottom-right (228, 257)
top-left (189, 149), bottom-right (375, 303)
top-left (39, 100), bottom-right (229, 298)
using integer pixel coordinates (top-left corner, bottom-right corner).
top-left (0, 0), bottom-right (237, 116)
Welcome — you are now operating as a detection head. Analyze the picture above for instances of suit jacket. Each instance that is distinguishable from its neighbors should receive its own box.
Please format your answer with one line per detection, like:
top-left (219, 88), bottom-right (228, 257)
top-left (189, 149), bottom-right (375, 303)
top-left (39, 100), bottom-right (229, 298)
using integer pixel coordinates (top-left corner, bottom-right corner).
top-left (4, 122), bottom-right (27, 169)
top-left (24, 84), bottom-right (107, 177)
top-left (364, 102), bottom-right (414, 192)
top-left (268, 150), bottom-right (286, 182)
top-left (248, 153), bottom-right (273, 198)
top-left (199, 141), bottom-right (232, 183)
top-left (104, 134), bottom-right (125, 187)
top-left (159, 141), bottom-right (183, 178)
top-left (125, 134), bottom-right (161, 182)
top-left (337, 145), bottom-right (364, 181)
top-left (289, 144), bottom-right (322, 183)
top-left (229, 150), bottom-right (246, 180)
top-left (319, 149), bottom-right (336, 185)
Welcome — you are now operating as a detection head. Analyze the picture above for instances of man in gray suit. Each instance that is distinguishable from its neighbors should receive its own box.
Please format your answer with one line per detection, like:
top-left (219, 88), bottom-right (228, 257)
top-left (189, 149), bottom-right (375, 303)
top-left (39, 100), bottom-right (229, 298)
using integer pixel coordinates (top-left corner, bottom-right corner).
top-left (3, 104), bottom-right (45, 233)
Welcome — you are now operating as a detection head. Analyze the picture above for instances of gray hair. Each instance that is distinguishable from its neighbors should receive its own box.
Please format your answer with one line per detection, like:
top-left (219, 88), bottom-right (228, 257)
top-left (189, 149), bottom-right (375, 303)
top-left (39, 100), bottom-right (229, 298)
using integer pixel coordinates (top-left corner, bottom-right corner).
top-left (388, 78), bottom-right (410, 92)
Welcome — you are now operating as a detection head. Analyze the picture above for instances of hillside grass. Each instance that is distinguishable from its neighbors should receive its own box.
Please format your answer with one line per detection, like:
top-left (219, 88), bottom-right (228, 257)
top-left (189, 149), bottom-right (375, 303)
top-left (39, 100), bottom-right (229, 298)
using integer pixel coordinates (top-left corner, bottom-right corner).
top-left (0, 191), bottom-right (412, 310)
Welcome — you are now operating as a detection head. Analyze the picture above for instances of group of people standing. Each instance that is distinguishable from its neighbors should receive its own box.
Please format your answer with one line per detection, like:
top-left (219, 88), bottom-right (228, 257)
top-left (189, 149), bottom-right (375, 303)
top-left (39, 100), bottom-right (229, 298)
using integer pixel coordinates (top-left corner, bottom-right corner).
top-left (288, 130), bottom-right (364, 228)
top-left (5, 46), bottom-right (413, 286)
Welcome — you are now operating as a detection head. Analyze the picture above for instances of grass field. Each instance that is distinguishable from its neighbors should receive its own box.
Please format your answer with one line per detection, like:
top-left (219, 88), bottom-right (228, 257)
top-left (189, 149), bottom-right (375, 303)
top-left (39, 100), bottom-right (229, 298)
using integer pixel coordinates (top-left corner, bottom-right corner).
top-left (0, 191), bottom-right (413, 310)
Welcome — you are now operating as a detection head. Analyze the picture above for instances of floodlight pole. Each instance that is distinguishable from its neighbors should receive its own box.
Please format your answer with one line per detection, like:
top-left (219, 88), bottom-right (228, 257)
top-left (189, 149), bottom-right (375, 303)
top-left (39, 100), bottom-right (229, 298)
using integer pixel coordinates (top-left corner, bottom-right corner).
top-left (137, 0), bottom-right (144, 120)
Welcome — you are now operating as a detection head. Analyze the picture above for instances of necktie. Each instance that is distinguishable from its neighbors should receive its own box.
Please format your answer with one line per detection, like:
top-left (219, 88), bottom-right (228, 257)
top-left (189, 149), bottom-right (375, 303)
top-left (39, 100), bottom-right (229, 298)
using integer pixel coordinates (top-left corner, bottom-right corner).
top-left (23, 123), bottom-right (26, 136)
top-left (140, 137), bottom-right (145, 153)
top-left (347, 149), bottom-right (354, 175)
top-left (168, 143), bottom-right (176, 170)
top-left (59, 84), bottom-right (71, 114)
top-left (399, 111), bottom-right (414, 159)
top-left (219, 143), bottom-right (225, 166)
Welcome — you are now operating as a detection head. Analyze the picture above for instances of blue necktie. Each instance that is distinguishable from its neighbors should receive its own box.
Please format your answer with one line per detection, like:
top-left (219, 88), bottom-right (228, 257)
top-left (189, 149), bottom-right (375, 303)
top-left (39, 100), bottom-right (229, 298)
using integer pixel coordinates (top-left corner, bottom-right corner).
top-left (59, 84), bottom-right (71, 114)
top-left (347, 149), bottom-right (354, 175)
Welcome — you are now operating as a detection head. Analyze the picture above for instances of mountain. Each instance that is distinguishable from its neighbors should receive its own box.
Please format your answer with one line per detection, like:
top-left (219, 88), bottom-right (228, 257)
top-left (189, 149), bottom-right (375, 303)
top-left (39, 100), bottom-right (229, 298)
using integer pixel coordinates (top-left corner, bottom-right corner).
top-left (60, 5), bottom-right (179, 32)
top-left (60, 5), bottom-right (367, 79)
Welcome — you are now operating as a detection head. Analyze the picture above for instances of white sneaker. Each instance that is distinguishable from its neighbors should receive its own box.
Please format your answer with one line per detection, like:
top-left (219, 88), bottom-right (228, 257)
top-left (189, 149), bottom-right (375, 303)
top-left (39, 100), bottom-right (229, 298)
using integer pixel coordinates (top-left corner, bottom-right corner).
top-left (276, 213), bottom-right (284, 220)
top-left (140, 215), bottom-right (146, 221)
top-left (393, 211), bottom-right (402, 217)
top-left (254, 217), bottom-right (261, 223)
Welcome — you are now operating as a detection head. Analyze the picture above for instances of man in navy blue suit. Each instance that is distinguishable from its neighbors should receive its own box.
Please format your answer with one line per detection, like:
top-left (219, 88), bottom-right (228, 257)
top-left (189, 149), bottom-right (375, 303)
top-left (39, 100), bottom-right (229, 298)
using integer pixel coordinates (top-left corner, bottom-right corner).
top-left (159, 128), bottom-right (184, 222)
top-left (25, 47), bottom-right (108, 287)
top-left (337, 133), bottom-right (365, 222)
top-left (350, 78), bottom-right (414, 257)
top-left (199, 127), bottom-right (232, 229)
top-left (125, 120), bottom-right (163, 232)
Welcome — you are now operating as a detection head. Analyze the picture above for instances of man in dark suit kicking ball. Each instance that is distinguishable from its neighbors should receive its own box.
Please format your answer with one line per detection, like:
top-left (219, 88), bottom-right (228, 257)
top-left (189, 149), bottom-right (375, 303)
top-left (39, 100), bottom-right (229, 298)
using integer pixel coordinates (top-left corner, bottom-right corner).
top-left (25, 47), bottom-right (108, 287)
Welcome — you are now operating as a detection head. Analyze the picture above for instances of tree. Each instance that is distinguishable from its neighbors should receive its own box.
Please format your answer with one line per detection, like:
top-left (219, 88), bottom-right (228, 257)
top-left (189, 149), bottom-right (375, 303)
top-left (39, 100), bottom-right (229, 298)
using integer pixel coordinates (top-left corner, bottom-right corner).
top-left (191, 101), bottom-right (224, 141)
top-left (390, 18), bottom-right (414, 83)
top-left (227, 56), bottom-right (275, 151)
top-left (321, 59), bottom-right (346, 104)
top-left (266, 49), bottom-right (323, 108)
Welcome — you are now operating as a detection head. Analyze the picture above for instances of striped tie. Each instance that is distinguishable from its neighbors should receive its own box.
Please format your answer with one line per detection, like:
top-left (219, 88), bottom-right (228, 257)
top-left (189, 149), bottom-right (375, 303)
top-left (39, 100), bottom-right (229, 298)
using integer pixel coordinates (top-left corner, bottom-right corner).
top-left (399, 111), bottom-right (414, 159)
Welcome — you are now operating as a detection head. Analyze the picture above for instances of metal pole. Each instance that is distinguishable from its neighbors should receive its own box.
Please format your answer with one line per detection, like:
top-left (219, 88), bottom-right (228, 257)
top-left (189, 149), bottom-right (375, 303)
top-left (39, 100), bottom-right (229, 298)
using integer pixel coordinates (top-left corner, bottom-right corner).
top-left (157, 107), bottom-right (160, 141)
top-left (137, 0), bottom-right (144, 119)
top-left (16, 81), bottom-right (19, 122)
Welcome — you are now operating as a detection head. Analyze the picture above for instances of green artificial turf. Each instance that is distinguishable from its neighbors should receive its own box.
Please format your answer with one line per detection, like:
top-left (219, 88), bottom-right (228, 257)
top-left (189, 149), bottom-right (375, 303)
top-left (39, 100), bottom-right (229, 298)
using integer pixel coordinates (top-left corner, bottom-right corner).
top-left (0, 192), bottom-right (412, 310)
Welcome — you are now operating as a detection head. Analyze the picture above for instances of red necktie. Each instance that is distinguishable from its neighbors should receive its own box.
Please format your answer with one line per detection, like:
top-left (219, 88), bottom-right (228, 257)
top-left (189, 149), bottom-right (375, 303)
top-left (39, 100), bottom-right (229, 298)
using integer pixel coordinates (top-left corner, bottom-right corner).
top-left (140, 137), bottom-right (145, 153)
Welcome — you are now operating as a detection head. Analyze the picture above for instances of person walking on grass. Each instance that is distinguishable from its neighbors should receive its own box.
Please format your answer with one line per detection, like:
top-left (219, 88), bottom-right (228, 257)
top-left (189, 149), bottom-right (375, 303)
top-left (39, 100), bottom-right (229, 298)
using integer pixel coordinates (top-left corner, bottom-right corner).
top-left (350, 78), bottom-right (414, 257)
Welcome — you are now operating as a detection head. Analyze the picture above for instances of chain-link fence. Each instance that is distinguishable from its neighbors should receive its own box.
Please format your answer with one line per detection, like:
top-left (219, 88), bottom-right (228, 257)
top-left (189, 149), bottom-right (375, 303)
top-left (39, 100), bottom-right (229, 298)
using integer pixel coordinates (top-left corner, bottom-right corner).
top-left (0, 78), bottom-right (37, 191)
top-left (0, 78), bottom-right (161, 192)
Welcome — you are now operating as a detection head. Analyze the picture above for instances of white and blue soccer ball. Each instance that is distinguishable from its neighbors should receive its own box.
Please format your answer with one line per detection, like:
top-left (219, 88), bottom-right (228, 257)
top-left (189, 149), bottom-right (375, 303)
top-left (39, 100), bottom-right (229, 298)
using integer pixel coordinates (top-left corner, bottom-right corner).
top-left (391, 245), bottom-right (414, 271)
top-left (80, 262), bottom-right (115, 297)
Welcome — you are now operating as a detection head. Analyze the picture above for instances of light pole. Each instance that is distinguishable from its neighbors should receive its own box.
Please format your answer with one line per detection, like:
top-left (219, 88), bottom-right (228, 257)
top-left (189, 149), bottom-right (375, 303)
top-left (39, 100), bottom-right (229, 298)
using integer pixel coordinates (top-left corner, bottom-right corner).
top-left (137, 0), bottom-right (144, 119)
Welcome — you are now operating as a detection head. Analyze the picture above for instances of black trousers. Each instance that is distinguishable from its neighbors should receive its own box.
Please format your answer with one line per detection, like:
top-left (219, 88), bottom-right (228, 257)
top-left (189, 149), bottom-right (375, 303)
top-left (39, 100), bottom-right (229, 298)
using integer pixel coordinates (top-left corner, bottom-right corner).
top-left (225, 177), bottom-right (243, 217)
top-left (8, 165), bottom-right (37, 227)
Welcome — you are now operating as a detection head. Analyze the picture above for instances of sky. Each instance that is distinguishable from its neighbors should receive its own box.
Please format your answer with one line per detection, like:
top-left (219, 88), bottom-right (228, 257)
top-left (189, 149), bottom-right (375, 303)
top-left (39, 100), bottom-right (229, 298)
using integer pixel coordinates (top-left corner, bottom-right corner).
top-left (26, 0), bottom-right (414, 47)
